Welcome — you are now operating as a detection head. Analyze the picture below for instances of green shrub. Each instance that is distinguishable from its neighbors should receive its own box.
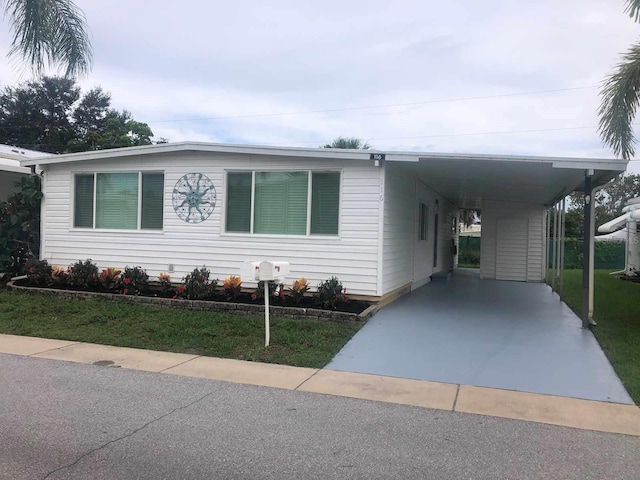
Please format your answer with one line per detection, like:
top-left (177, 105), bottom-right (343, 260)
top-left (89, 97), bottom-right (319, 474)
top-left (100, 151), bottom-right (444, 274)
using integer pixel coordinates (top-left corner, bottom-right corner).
top-left (25, 258), bottom-right (51, 286)
top-left (458, 251), bottom-right (480, 266)
top-left (68, 259), bottom-right (99, 289)
top-left (314, 276), bottom-right (346, 310)
top-left (120, 266), bottom-right (149, 295)
top-left (548, 239), bottom-right (625, 270)
top-left (180, 266), bottom-right (218, 300)
top-left (0, 176), bottom-right (42, 275)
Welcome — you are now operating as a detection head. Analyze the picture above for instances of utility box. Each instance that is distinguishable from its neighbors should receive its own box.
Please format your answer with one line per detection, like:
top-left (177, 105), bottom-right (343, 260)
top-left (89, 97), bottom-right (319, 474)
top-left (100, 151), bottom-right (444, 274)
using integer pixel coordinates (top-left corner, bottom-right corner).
top-left (241, 261), bottom-right (261, 281)
top-left (258, 261), bottom-right (290, 282)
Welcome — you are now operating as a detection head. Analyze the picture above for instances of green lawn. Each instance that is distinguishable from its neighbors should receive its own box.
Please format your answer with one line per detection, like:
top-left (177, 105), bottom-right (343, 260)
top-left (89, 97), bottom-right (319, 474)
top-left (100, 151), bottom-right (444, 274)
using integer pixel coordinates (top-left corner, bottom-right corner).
top-left (558, 270), bottom-right (640, 404)
top-left (0, 290), bottom-right (362, 368)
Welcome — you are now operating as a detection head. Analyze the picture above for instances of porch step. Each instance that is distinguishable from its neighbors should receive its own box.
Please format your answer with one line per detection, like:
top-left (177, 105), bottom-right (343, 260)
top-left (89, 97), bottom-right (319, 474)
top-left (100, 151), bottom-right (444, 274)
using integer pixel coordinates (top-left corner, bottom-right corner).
top-left (430, 272), bottom-right (452, 282)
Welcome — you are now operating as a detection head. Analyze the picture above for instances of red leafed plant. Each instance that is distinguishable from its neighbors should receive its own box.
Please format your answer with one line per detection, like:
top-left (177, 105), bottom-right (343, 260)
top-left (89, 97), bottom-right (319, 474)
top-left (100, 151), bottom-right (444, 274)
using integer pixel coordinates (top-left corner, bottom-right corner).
top-left (288, 277), bottom-right (309, 305)
top-left (50, 265), bottom-right (69, 286)
top-left (99, 267), bottom-right (121, 290)
top-left (222, 275), bottom-right (242, 301)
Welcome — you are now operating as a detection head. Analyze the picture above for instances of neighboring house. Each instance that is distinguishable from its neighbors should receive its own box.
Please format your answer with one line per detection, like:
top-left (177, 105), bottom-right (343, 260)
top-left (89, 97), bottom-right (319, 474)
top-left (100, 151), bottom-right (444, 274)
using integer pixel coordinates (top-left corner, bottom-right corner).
top-left (460, 223), bottom-right (481, 237)
top-left (23, 142), bottom-right (626, 300)
top-left (0, 145), bottom-right (43, 201)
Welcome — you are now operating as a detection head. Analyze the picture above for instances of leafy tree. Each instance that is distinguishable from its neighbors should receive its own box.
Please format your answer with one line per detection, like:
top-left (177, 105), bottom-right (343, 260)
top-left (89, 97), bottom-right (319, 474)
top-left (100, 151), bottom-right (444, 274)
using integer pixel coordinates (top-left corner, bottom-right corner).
top-left (0, 78), bottom-right (159, 273)
top-left (459, 209), bottom-right (480, 228)
top-left (0, 76), bottom-right (157, 153)
top-left (3, 0), bottom-right (92, 78)
top-left (598, 0), bottom-right (640, 159)
top-left (563, 174), bottom-right (640, 237)
top-left (323, 136), bottom-right (371, 149)
top-left (0, 175), bottom-right (42, 275)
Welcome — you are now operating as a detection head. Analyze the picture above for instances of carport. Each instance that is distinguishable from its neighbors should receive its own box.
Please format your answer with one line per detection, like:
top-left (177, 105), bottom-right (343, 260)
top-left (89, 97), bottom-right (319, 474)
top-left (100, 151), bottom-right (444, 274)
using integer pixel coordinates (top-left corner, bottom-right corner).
top-left (328, 269), bottom-right (633, 404)
top-left (381, 151), bottom-right (628, 323)
top-left (327, 151), bottom-right (632, 403)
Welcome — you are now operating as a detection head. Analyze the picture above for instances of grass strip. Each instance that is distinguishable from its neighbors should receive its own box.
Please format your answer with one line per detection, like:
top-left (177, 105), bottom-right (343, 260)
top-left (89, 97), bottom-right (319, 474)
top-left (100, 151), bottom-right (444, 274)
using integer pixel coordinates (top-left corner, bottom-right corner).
top-left (0, 290), bottom-right (362, 369)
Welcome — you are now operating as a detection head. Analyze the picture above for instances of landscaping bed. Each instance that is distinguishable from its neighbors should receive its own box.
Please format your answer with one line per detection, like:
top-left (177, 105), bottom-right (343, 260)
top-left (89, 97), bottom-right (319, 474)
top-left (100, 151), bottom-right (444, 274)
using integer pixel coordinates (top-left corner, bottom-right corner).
top-left (8, 280), bottom-right (377, 323)
top-left (14, 259), bottom-right (376, 323)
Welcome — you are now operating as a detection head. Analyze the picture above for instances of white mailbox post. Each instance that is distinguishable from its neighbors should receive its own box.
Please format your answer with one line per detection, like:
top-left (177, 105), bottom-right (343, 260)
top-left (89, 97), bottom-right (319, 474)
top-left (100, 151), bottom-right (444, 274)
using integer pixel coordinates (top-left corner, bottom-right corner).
top-left (241, 260), bottom-right (290, 347)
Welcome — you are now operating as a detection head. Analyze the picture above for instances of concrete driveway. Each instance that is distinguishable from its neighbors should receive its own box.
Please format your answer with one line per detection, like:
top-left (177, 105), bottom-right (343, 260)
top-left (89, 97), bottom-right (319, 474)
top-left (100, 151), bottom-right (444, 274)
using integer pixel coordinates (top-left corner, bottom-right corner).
top-left (328, 269), bottom-right (633, 404)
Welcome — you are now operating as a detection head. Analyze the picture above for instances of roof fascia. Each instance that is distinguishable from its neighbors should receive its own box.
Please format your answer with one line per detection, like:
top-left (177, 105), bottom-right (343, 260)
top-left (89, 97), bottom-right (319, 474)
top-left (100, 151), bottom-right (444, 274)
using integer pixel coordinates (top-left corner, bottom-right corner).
top-left (22, 142), bottom-right (379, 167)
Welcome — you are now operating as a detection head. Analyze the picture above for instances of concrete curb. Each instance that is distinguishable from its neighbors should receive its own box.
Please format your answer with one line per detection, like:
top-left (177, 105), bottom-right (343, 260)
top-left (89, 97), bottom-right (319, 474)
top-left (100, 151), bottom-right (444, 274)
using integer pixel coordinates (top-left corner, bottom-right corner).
top-left (1, 333), bottom-right (639, 436)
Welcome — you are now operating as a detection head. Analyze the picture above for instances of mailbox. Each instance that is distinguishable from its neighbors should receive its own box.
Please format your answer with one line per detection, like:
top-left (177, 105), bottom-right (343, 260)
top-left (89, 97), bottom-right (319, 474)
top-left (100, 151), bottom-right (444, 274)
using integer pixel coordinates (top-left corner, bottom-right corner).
top-left (241, 261), bottom-right (261, 281)
top-left (258, 261), bottom-right (290, 282)
top-left (241, 260), bottom-right (291, 348)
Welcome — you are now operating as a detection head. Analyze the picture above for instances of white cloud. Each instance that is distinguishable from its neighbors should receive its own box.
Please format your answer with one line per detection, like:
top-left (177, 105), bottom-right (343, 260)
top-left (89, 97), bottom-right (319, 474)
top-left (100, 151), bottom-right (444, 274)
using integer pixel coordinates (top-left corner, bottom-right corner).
top-left (0, 0), bottom-right (638, 171)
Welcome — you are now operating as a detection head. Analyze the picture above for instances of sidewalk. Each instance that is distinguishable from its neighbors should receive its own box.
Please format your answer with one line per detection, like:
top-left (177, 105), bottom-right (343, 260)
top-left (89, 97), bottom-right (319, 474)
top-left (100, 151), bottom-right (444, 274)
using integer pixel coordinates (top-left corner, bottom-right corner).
top-left (1, 333), bottom-right (639, 437)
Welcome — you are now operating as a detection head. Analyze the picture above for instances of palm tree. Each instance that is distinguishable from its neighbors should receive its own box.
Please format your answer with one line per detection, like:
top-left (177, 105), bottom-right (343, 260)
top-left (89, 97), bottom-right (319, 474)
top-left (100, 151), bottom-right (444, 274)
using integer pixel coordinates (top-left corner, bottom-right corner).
top-left (3, 0), bottom-right (92, 78)
top-left (323, 136), bottom-right (371, 149)
top-left (599, 0), bottom-right (640, 159)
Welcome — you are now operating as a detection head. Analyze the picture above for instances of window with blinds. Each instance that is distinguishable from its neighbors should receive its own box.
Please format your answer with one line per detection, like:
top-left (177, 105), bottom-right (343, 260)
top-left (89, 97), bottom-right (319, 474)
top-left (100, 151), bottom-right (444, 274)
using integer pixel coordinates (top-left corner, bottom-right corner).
top-left (73, 172), bottom-right (164, 230)
top-left (225, 170), bottom-right (340, 235)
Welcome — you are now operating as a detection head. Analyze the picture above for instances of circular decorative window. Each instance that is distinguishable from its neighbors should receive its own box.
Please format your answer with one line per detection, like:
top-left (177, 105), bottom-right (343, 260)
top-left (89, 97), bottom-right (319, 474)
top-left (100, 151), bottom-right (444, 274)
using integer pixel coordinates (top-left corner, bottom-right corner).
top-left (172, 173), bottom-right (217, 223)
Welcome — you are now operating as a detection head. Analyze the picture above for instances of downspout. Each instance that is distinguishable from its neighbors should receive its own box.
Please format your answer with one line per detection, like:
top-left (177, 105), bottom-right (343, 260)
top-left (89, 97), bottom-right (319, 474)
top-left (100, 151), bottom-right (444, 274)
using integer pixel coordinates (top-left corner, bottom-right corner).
top-left (37, 165), bottom-right (45, 262)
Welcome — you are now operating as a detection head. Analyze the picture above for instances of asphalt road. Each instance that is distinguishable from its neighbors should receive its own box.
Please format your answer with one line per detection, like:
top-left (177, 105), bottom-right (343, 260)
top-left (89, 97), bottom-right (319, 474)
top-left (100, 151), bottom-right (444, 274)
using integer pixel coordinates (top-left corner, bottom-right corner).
top-left (1, 353), bottom-right (638, 480)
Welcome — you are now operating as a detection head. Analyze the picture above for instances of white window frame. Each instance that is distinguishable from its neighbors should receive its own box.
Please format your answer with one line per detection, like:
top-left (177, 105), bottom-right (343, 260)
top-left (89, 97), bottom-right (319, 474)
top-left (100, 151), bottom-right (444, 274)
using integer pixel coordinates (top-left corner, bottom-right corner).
top-left (70, 170), bottom-right (165, 233)
top-left (223, 169), bottom-right (342, 237)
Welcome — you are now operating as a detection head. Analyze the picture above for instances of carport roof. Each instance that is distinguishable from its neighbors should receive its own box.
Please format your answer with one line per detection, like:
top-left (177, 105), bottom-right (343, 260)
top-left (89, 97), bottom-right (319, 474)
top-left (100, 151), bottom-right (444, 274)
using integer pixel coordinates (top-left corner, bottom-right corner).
top-left (21, 141), bottom-right (628, 208)
top-left (395, 153), bottom-right (627, 209)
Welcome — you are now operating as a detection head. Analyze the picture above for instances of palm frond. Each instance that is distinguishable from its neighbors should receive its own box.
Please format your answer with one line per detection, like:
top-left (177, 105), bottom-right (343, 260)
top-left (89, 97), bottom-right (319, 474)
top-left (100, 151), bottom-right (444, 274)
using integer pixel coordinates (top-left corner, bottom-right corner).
top-left (323, 136), bottom-right (371, 149)
top-left (598, 40), bottom-right (640, 160)
top-left (625, 0), bottom-right (640, 22)
top-left (4, 0), bottom-right (92, 78)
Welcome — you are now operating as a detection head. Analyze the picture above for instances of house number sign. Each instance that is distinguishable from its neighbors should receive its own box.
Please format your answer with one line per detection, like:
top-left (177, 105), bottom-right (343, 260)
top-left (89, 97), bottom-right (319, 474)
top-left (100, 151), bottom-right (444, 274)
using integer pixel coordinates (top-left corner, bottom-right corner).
top-left (172, 173), bottom-right (217, 223)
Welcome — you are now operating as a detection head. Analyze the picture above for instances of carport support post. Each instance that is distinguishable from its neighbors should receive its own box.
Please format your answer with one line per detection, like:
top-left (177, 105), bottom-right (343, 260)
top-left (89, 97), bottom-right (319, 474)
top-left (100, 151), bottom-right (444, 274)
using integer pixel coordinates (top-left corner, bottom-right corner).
top-left (581, 171), bottom-right (594, 329)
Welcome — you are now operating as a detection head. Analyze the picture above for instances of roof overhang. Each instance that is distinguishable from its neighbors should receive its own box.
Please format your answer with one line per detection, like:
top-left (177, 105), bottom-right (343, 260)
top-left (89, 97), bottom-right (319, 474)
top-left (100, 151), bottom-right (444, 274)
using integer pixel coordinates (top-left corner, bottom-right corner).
top-left (21, 141), bottom-right (627, 208)
top-left (22, 141), bottom-right (378, 166)
top-left (0, 160), bottom-right (30, 175)
top-left (392, 153), bottom-right (626, 209)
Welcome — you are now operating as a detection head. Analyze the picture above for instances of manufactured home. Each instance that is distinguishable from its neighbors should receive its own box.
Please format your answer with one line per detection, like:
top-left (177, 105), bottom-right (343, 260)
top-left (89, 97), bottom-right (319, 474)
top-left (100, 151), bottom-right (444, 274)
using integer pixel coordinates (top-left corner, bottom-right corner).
top-left (0, 144), bottom-right (45, 201)
top-left (22, 142), bottom-right (626, 301)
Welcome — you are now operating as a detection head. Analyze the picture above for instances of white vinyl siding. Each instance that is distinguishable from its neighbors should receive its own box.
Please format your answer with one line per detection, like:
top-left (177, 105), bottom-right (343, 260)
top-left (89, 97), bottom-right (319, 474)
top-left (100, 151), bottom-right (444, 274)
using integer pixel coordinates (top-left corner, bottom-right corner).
top-left (382, 163), bottom-right (456, 294)
top-left (480, 200), bottom-right (545, 281)
top-left (496, 218), bottom-right (528, 281)
top-left (42, 153), bottom-right (381, 295)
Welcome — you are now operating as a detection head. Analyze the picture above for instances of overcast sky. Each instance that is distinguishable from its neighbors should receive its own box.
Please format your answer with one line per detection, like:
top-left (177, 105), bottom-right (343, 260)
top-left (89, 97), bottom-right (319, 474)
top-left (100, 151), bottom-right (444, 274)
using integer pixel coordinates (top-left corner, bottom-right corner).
top-left (0, 0), bottom-right (639, 171)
